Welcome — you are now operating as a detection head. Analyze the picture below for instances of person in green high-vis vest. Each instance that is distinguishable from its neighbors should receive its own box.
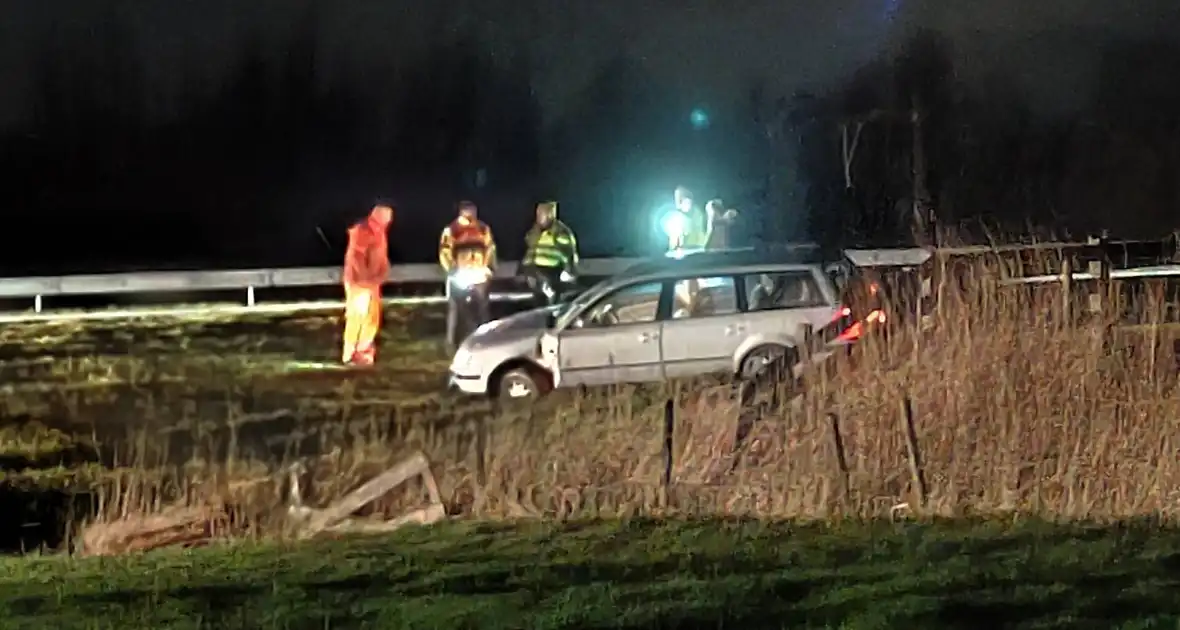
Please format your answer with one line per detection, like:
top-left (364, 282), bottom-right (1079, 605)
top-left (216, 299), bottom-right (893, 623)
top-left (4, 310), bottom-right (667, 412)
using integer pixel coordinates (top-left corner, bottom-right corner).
top-left (662, 186), bottom-right (716, 315)
top-left (521, 200), bottom-right (580, 306)
top-left (664, 186), bottom-right (712, 255)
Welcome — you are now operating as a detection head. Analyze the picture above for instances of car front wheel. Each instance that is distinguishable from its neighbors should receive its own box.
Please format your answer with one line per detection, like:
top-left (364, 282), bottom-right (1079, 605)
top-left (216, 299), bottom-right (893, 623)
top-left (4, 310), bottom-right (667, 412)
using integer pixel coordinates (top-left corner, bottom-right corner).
top-left (496, 367), bottom-right (545, 402)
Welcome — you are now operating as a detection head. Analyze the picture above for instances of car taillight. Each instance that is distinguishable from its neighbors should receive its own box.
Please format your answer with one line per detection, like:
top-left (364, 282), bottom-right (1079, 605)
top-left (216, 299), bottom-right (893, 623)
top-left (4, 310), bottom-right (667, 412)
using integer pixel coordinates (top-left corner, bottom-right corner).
top-left (829, 307), bottom-right (885, 344)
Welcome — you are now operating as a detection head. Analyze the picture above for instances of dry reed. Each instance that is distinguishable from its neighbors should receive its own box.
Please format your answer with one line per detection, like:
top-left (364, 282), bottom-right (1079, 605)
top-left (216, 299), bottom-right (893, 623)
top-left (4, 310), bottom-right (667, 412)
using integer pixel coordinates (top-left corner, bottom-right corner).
top-left (15, 254), bottom-right (1180, 552)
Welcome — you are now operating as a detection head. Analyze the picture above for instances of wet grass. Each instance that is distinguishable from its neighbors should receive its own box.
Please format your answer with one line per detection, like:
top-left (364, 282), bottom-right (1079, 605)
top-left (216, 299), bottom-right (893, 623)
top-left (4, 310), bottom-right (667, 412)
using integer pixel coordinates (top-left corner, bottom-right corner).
top-left (3, 517), bottom-right (1180, 629)
top-left (0, 304), bottom-right (484, 551)
top-left (0, 305), bottom-right (462, 477)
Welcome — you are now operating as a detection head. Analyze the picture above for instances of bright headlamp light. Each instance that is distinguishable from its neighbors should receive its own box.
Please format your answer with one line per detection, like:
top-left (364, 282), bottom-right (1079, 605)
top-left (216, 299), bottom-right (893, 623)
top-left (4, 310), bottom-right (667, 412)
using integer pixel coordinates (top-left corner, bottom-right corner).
top-left (450, 267), bottom-right (491, 289)
top-left (661, 211), bottom-right (687, 239)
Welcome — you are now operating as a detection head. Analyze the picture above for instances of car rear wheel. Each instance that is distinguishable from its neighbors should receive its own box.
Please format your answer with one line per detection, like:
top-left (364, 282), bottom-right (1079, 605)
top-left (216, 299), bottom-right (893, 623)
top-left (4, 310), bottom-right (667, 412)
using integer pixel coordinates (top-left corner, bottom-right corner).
top-left (739, 344), bottom-right (796, 381)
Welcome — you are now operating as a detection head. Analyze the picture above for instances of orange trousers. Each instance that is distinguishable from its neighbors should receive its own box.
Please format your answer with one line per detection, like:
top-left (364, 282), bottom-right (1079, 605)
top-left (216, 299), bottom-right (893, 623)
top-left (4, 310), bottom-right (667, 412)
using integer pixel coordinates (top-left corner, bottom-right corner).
top-left (342, 284), bottom-right (381, 364)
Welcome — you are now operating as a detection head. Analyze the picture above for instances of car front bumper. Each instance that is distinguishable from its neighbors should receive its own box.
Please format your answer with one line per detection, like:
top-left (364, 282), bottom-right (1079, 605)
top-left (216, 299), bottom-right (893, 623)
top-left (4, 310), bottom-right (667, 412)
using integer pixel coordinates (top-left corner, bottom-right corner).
top-left (448, 371), bottom-right (487, 395)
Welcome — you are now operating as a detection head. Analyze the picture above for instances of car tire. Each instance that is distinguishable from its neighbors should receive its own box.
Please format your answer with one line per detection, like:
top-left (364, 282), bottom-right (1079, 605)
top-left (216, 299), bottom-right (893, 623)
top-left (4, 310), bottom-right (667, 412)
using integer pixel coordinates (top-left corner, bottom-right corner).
top-left (495, 367), bottom-right (546, 402)
top-left (739, 344), bottom-right (796, 382)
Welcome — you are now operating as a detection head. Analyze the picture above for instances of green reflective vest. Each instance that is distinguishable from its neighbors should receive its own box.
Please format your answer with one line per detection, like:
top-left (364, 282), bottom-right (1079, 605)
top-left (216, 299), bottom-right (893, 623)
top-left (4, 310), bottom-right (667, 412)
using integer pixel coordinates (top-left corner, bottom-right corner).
top-left (670, 206), bottom-right (711, 251)
top-left (523, 220), bottom-right (578, 270)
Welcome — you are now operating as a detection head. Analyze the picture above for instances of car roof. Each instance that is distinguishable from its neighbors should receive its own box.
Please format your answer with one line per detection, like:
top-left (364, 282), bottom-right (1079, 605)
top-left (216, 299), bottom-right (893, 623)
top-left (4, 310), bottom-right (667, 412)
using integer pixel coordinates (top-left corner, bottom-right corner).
top-left (618, 244), bottom-right (832, 278)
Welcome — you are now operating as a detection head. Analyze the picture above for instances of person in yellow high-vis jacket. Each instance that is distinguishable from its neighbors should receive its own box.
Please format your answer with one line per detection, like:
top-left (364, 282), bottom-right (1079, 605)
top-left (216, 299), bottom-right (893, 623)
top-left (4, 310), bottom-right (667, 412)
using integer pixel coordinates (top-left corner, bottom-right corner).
top-left (520, 201), bottom-right (579, 306)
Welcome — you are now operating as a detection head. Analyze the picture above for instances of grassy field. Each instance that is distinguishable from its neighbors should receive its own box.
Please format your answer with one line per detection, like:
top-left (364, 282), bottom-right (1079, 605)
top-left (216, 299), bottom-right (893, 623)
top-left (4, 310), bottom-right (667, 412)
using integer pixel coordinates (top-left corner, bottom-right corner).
top-left (4, 255), bottom-right (1180, 628)
top-left (4, 517), bottom-right (1180, 629)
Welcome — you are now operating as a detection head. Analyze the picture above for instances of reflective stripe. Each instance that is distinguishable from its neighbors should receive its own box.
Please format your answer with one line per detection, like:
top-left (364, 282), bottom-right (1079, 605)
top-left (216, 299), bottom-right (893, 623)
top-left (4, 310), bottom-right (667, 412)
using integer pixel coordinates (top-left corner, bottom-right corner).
top-left (524, 224), bottom-right (575, 269)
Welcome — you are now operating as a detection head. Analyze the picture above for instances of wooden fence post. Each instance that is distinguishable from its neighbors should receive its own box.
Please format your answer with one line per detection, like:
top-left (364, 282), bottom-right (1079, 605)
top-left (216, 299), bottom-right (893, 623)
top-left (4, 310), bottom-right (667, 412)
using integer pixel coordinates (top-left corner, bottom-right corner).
top-left (1059, 256), bottom-right (1072, 326)
top-left (475, 414), bottom-right (488, 488)
top-left (899, 397), bottom-right (928, 511)
top-left (660, 398), bottom-right (675, 509)
top-left (827, 413), bottom-right (850, 507)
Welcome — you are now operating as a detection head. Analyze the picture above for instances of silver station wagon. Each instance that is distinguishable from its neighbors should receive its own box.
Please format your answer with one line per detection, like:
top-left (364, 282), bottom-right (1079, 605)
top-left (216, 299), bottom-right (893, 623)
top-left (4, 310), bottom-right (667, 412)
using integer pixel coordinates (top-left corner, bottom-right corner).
top-left (448, 245), bottom-right (855, 400)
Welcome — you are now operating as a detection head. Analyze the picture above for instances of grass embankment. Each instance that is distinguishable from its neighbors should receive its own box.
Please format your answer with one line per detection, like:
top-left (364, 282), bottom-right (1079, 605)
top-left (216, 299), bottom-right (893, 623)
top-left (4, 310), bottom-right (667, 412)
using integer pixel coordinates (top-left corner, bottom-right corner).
top-left (4, 518), bottom-right (1179, 629)
top-left (9, 257), bottom-right (1180, 541)
top-left (0, 305), bottom-right (466, 550)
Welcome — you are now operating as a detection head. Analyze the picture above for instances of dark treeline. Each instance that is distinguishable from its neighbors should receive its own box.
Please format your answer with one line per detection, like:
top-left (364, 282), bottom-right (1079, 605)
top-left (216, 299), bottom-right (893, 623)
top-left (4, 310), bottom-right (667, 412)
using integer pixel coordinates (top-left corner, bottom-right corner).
top-left (0, 8), bottom-right (716, 274)
top-left (783, 29), bottom-right (1180, 248)
top-left (3, 10), bottom-right (552, 274)
top-left (3, 16), bottom-right (1180, 274)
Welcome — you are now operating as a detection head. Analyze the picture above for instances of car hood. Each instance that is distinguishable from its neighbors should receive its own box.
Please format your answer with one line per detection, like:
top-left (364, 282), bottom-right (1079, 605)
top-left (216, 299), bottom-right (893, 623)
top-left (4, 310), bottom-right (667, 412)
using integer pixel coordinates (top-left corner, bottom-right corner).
top-left (466, 304), bottom-right (558, 347)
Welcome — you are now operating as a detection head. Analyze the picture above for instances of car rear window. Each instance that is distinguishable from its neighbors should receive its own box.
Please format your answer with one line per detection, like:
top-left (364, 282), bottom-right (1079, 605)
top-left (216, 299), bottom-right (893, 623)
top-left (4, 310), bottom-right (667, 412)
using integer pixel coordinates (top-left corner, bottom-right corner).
top-left (743, 270), bottom-right (829, 311)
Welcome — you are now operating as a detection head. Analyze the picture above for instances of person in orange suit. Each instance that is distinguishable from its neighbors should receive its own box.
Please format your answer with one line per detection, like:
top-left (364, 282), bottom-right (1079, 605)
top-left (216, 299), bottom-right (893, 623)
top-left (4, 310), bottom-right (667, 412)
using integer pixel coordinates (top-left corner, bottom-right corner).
top-left (341, 203), bottom-right (394, 366)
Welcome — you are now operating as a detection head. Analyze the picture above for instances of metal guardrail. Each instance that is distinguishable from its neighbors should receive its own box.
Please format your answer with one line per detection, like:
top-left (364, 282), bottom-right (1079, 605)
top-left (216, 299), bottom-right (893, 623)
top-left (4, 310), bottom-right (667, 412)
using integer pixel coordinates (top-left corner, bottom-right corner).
top-left (0, 257), bottom-right (645, 313)
top-left (2, 240), bottom-right (1176, 320)
top-left (0, 247), bottom-right (942, 313)
top-left (0, 293), bottom-right (540, 325)
top-left (999, 265), bottom-right (1180, 286)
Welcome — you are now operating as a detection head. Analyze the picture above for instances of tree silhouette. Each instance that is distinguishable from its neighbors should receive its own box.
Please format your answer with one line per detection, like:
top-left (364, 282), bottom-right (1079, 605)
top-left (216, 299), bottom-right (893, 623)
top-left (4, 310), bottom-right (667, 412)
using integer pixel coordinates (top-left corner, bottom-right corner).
top-left (788, 29), bottom-right (1180, 246)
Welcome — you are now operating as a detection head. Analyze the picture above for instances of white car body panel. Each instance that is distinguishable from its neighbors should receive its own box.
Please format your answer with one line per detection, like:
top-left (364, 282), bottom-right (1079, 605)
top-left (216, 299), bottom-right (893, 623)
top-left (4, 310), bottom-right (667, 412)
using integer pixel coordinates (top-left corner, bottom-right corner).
top-left (449, 246), bottom-right (857, 396)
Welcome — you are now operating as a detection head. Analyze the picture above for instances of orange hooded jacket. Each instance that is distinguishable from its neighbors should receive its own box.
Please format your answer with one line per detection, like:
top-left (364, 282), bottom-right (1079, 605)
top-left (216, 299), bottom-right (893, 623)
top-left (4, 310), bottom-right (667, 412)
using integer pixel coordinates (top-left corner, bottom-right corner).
top-left (344, 209), bottom-right (391, 288)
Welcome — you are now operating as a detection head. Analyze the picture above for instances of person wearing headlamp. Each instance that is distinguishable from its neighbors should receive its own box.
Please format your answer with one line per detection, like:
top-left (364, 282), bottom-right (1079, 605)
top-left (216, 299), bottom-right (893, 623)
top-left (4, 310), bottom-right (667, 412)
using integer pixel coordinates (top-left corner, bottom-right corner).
top-left (662, 187), bottom-right (714, 315)
top-left (663, 186), bottom-right (712, 256)
top-left (438, 201), bottom-right (498, 351)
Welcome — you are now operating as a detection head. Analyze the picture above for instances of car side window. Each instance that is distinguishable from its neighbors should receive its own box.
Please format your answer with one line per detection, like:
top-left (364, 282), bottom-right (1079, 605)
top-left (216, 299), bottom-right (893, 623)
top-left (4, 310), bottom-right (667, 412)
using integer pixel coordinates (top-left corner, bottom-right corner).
top-left (670, 275), bottom-right (738, 320)
top-left (744, 270), bottom-right (828, 312)
top-left (825, 262), bottom-right (851, 295)
top-left (577, 281), bottom-right (663, 328)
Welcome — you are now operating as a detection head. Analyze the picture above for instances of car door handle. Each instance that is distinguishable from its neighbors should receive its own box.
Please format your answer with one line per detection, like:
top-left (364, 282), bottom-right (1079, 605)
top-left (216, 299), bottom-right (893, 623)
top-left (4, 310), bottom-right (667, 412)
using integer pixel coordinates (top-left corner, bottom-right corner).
top-left (725, 325), bottom-right (746, 335)
top-left (639, 332), bottom-right (660, 343)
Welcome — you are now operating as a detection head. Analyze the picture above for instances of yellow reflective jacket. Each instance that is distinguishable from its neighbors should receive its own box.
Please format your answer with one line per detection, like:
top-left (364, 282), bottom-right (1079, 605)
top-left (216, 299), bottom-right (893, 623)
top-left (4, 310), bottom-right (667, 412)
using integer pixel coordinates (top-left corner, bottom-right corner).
top-left (523, 220), bottom-right (579, 271)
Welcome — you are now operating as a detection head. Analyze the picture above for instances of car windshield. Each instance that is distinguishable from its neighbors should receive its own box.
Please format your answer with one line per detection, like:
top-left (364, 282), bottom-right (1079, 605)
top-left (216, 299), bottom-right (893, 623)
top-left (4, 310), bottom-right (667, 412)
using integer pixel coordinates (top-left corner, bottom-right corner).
top-left (553, 287), bottom-right (599, 325)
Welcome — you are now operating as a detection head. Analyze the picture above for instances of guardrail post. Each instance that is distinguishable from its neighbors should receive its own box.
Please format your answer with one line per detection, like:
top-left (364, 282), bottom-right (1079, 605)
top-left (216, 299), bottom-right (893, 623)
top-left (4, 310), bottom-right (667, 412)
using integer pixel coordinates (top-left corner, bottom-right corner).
top-left (246, 285), bottom-right (256, 307)
top-left (1086, 259), bottom-right (1105, 316)
top-left (1082, 235), bottom-right (1113, 353)
top-left (33, 294), bottom-right (42, 313)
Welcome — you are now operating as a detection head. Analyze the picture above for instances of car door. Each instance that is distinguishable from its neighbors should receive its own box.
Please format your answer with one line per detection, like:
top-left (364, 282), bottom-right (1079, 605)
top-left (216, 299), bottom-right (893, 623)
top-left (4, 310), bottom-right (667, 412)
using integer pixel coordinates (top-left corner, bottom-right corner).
top-left (547, 280), bottom-right (667, 387)
top-left (660, 274), bottom-right (744, 378)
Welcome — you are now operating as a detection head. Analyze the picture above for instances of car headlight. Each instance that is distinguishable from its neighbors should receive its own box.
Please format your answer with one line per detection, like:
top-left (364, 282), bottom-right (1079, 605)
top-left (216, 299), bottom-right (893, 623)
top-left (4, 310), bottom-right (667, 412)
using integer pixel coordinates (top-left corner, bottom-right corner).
top-left (451, 345), bottom-right (473, 369)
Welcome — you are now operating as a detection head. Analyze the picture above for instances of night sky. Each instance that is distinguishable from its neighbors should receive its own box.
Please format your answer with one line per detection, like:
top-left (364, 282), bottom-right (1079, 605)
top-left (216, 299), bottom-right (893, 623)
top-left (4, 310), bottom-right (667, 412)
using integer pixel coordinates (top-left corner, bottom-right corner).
top-left (2, 0), bottom-right (1179, 273)
top-left (4, 0), bottom-right (1175, 129)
